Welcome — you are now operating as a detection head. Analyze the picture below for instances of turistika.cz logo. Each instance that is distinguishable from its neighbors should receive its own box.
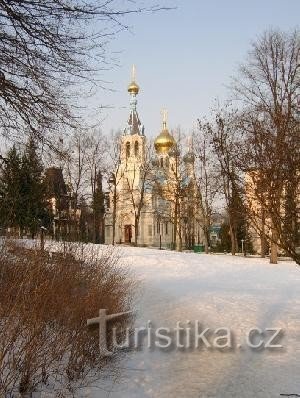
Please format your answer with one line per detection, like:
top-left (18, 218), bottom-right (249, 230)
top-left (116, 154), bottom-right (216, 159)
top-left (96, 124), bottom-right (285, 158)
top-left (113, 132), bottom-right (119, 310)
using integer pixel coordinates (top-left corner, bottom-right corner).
top-left (87, 309), bottom-right (284, 356)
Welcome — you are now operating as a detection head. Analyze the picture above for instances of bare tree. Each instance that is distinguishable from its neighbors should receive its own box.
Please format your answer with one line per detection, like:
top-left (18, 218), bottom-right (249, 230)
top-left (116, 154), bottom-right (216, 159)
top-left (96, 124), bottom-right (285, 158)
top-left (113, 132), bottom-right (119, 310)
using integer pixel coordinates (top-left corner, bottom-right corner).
top-left (194, 120), bottom-right (220, 253)
top-left (66, 131), bottom-right (91, 211)
top-left (125, 141), bottom-right (153, 246)
top-left (207, 107), bottom-right (246, 255)
top-left (106, 131), bottom-right (124, 245)
top-left (0, 1), bottom-right (169, 143)
top-left (153, 130), bottom-right (200, 251)
top-left (45, 129), bottom-right (107, 242)
top-left (84, 130), bottom-right (107, 243)
top-left (232, 29), bottom-right (300, 264)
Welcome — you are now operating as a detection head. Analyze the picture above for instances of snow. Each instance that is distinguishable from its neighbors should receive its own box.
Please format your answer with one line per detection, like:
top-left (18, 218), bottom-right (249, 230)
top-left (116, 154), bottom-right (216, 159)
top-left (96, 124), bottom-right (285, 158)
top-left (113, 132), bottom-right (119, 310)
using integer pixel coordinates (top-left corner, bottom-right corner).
top-left (79, 247), bottom-right (300, 398)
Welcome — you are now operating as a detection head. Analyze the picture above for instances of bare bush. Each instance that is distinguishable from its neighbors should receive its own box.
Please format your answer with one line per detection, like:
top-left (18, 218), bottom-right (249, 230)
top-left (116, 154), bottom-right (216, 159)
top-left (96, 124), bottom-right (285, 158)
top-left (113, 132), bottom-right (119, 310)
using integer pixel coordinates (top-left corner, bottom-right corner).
top-left (0, 240), bottom-right (135, 396)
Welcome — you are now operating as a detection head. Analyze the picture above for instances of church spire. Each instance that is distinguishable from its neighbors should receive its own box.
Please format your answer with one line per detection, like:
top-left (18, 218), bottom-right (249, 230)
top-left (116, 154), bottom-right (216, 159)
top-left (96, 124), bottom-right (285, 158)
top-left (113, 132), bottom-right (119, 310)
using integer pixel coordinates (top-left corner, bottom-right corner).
top-left (128, 64), bottom-right (139, 96)
top-left (161, 108), bottom-right (168, 130)
top-left (124, 65), bottom-right (144, 136)
top-left (132, 64), bottom-right (136, 82)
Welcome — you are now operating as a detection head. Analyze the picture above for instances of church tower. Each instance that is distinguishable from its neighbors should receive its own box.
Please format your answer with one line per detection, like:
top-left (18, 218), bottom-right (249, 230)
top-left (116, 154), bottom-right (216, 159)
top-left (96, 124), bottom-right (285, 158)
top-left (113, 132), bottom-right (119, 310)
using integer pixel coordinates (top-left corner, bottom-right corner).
top-left (120, 65), bottom-right (146, 189)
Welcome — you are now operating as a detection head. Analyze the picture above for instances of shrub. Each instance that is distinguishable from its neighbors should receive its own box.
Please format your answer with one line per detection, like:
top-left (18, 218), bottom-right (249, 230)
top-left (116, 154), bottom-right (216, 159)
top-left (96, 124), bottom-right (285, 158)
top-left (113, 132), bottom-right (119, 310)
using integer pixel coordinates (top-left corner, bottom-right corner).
top-left (0, 240), bottom-right (135, 396)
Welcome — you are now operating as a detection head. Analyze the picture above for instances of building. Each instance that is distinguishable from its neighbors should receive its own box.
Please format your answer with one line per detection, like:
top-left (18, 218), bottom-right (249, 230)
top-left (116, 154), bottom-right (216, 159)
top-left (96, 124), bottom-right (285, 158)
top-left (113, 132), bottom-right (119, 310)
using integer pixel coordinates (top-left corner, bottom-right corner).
top-left (245, 170), bottom-right (300, 256)
top-left (45, 167), bottom-right (105, 243)
top-left (104, 67), bottom-right (203, 248)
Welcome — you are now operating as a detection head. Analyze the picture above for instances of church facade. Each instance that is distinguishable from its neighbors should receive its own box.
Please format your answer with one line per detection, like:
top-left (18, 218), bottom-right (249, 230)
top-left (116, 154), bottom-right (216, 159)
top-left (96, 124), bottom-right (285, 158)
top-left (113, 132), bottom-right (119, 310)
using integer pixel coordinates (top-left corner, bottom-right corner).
top-left (104, 68), bottom-right (203, 249)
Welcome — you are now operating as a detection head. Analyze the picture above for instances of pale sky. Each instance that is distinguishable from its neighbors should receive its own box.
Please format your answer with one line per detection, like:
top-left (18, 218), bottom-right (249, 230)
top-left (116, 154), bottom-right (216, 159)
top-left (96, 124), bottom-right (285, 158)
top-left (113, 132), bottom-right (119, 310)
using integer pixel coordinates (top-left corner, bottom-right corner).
top-left (88, 0), bottom-right (299, 139)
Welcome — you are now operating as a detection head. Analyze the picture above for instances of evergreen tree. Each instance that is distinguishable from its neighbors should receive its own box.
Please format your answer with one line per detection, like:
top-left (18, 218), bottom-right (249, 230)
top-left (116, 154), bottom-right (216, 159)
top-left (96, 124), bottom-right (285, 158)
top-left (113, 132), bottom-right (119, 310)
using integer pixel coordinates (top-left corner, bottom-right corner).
top-left (22, 138), bottom-right (50, 238)
top-left (0, 146), bottom-right (23, 234)
top-left (78, 196), bottom-right (89, 242)
top-left (92, 172), bottom-right (105, 244)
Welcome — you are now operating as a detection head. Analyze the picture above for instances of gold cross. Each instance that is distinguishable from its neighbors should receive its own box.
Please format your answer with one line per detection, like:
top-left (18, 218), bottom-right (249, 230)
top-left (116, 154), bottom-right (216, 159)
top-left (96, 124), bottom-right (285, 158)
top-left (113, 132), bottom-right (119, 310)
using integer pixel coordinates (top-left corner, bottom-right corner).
top-left (132, 64), bottom-right (136, 82)
top-left (161, 108), bottom-right (168, 128)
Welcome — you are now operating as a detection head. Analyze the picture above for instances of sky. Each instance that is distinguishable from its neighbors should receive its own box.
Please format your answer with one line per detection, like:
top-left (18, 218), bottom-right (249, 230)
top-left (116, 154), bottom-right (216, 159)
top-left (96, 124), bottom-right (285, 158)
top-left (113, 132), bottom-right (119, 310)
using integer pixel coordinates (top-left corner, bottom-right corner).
top-left (90, 0), bottom-right (300, 140)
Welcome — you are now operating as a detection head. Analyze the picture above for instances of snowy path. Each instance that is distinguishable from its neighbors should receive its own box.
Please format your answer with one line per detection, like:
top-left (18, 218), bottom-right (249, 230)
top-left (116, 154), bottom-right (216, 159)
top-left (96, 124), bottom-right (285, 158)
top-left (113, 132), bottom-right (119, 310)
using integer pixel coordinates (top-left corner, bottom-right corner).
top-left (86, 248), bottom-right (300, 398)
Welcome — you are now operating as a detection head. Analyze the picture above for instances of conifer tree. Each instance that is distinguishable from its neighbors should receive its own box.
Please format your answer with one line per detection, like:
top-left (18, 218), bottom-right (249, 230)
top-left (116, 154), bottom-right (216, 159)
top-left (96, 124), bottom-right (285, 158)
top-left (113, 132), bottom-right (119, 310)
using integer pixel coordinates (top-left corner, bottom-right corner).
top-left (0, 146), bottom-right (23, 234)
top-left (92, 172), bottom-right (105, 244)
top-left (22, 138), bottom-right (50, 238)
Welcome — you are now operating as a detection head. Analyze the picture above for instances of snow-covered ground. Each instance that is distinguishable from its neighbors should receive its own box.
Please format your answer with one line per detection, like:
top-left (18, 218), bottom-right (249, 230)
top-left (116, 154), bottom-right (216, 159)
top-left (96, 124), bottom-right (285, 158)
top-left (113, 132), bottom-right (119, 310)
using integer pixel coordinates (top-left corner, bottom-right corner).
top-left (79, 247), bottom-right (300, 398)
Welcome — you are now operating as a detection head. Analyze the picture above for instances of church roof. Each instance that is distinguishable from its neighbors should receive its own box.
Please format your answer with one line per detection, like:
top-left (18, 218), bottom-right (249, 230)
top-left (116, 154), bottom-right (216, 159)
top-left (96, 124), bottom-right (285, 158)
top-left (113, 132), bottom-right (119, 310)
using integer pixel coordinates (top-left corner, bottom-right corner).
top-left (127, 110), bottom-right (142, 135)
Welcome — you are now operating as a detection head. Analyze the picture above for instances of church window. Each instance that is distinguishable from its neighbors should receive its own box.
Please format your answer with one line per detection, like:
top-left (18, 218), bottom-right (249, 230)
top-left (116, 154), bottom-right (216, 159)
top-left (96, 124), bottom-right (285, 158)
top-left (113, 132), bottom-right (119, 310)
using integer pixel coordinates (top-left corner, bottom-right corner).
top-left (160, 157), bottom-right (163, 168)
top-left (134, 141), bottom-right (139, 157)
top-left (165, 157), bottom-right (169, 168)
top-left (126, 142), bottom-right (130, 158)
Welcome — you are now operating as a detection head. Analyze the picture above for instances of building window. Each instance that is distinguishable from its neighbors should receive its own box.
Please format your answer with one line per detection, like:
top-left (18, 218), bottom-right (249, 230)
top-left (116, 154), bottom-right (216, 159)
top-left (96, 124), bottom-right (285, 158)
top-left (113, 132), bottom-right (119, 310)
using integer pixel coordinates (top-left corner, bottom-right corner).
top-left (148, 225), bottom-right (152, 236)
top-left (165, 222), bottom-right (168, 235)
top-left (126, 142), bottom-right (130, 158)
top-left (134, 141), bottom-right (139, 157)
top-left (165, 157), bottom-right (169, 168)
top-left (160, 157), bottom-right (163, 168)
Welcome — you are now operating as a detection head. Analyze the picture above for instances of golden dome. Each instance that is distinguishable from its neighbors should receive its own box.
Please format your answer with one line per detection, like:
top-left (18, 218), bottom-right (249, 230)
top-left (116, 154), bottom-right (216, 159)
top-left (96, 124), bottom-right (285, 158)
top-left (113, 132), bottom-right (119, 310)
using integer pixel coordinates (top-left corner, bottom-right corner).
top-left (128, 64), bottom-right (139, 94)
top-left (128, 81), bottom-right (140, 94)
top-left (154, 129), bottom-right (176, 154)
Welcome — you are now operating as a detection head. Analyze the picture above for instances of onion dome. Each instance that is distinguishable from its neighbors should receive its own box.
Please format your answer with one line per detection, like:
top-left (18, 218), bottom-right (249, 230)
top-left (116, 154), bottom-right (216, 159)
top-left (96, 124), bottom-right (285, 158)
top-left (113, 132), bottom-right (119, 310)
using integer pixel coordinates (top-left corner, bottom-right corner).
top-left (154, 130), bottom-right (176, 154)
top-left (154, 109), bottom-right (176, 154)
top-left (128, 81), bottom-right (139, 95)
top-left (127, 64), bottom-right (139, 95)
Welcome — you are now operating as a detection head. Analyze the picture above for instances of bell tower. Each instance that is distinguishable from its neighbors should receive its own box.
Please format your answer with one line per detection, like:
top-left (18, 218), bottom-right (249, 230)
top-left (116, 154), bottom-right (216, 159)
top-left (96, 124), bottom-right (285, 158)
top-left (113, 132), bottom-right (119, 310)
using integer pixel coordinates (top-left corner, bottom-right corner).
top-left (120, 65), bottom-right (146, 188)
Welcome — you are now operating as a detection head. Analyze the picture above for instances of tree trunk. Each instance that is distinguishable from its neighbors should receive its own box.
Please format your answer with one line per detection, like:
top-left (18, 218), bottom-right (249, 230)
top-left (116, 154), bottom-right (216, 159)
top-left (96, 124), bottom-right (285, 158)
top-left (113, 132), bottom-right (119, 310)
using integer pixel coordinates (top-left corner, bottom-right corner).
top-left (134, 216), bottom-right (139, 246)
top-left (260, 209), bottom-right (267, 258)
top-left (270, 224), bottom-right (278, 264)
top-left (112, 185), bottom-right (117, 245)
top-left (229, 222), bottom-right (236, 255)
top-left (173, 197), bottom-right (178, 251)
top-left (270, 240), bottom-right (278, 264)
top-left (203, 226), bottom-right (209, 254)
top-left (260, 232), bottom-right (267, 258)
top-left (177, 227), bottom-right (183, 252)
top-left (93, 212), bottom-right (96, 243)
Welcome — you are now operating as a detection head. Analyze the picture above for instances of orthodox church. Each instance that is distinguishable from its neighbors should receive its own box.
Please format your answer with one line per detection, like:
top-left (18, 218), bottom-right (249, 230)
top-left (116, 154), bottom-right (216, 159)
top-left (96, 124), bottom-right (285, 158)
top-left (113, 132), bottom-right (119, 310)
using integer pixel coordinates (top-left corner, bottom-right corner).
top-left (104, 67), bottom-right (203, 249)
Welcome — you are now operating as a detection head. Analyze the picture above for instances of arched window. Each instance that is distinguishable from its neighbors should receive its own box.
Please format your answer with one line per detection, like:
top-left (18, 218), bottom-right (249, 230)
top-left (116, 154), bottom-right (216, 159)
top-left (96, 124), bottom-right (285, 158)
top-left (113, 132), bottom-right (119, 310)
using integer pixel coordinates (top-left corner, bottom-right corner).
top-left (126, 142), bottom-right (130, 158)
top-left (160, 157), bottom-right (164, 168)
top-left (134, 141), bottom-right (139, 157)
